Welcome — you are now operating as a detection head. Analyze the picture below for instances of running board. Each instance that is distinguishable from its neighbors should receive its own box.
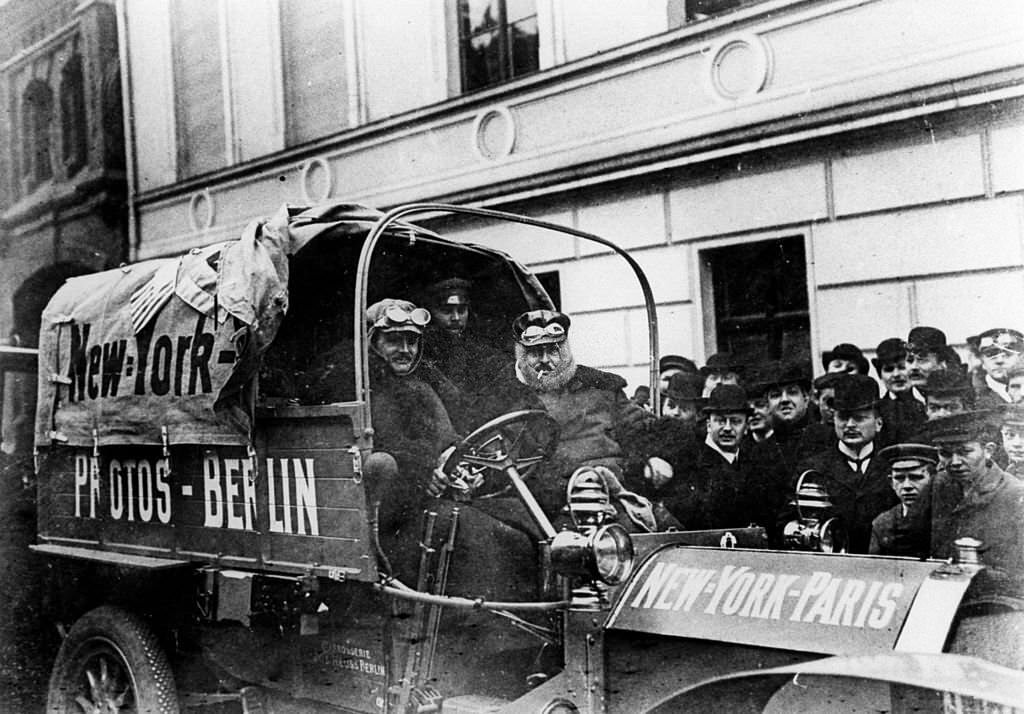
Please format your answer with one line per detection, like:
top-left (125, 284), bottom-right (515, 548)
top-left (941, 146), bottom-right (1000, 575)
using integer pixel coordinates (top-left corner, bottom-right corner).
top-left (30, 543), bottom-right (191, 570)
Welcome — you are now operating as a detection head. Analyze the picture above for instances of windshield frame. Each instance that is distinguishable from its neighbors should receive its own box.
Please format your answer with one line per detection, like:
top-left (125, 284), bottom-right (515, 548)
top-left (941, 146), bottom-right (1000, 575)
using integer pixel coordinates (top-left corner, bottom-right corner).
top-left (354, 203), bottom-right (661, 429)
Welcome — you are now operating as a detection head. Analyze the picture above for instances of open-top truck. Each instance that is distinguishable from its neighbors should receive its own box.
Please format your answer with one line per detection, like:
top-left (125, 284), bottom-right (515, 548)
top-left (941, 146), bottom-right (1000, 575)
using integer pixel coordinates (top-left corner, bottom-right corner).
top-left (31, 203), bottom-right (1024, 713)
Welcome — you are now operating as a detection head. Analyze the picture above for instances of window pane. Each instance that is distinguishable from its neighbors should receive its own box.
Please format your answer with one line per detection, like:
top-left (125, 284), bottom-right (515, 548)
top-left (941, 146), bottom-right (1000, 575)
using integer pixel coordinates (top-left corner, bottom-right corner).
top-left (170, 0), bottom-right (225, 177)
top-left (460, 0), bottom-right (501, 34)
top-left (463, 29), bottom-right (502, 92)
top-left (280, 0), bottom-right (349, 146)
top-left (505, 0), bottom-right (535, 23)
top-left (509, 16), bottom-right (539, 78)
top-left (708, 237), bottom-right (809, 363)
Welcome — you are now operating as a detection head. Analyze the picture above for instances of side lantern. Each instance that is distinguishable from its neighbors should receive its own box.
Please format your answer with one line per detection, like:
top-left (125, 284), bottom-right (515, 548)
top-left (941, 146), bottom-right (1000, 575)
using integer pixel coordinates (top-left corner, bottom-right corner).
top-left (549, 466), bottom-right (635, 585)
top-left (782, 470), bottom-right (848, 553)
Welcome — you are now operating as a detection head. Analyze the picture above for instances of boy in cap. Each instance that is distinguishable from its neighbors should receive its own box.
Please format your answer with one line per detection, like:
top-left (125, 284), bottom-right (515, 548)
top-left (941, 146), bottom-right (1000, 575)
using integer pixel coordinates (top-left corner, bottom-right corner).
top-left (927, 411), bottom-right (1024, 595)
top-left (969, 328), bottom-right (1024, 409)
top-left (869, 443), bottom-right (937, 557)
top-left (999, 405), bottom-right (1024, 478)
top-left (793, 374), bottom-right (897, 553)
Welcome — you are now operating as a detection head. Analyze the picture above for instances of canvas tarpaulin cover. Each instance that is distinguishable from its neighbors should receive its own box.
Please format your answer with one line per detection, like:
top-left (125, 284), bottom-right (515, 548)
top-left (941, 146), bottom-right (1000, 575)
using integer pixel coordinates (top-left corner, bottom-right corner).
top-left (31, 203), bottom-right (366, 447)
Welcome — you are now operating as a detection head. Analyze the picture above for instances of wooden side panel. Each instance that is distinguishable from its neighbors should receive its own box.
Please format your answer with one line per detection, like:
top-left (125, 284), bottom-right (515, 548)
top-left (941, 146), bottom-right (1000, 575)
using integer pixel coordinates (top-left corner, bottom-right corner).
top-left (35, 407), bottom-right (377, 580)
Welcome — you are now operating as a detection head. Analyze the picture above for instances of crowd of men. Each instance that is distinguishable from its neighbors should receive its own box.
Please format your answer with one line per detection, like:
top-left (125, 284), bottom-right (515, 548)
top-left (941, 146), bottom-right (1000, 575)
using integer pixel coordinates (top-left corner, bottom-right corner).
top-left (361, 277), bottom-right (1024, 599)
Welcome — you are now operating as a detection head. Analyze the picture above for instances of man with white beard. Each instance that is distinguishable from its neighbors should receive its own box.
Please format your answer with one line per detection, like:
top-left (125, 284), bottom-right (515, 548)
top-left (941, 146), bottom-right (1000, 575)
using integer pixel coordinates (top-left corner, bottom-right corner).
top-left (470, 309), bottom-right (663, 528)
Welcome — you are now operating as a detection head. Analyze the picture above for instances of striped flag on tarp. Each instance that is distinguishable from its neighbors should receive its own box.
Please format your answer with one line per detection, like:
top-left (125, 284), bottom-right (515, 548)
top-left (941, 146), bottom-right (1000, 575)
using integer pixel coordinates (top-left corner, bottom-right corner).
top-left (129, 259), bottom-right (179, 334)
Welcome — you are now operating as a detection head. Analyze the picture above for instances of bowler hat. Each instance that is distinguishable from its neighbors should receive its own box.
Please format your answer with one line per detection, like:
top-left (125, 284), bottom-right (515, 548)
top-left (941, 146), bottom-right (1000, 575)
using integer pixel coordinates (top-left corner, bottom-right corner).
top-left (872, 338), bottom-right (908, 372)
top-left (831, 374), bottom-right (879, 412)
top-left (878, 443), bottom-right (939, 468)
top-left (665, 372), bottom-right (704, 402)
top-left (700, 352), bottom-right (746, 376)
top-left (701, 384), bottom-right (752, 416)
top-left (907, 326), bottom-right (948, 355)
top-left (425, 277), bottom-right (471, 307)
top-left (924, 410), bottom-right (1000, 445)
top-left (967, 328), bottom-right (1024, 356)
top-left (743, 363), bottom-right (775, 399)
top-left (771, 361), bottom-right (811, 392)
top-left (512, 309), bottom-right (570, 346)
top-left (659, 354), bottom-right (698, 375)
top-left (821, 343), bottom-right (869, 374)
top-left (922, 370), bottom-right (973, 400)
top-left (813, 372), bottom-right (845, 392)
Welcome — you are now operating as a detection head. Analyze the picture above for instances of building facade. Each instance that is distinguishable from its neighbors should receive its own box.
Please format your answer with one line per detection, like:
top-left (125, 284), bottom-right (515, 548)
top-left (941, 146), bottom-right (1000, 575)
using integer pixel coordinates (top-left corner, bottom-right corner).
top-left (118, 0), bottom-right (1024, 387)
top-left (0, 0), bottom-right (126, 454)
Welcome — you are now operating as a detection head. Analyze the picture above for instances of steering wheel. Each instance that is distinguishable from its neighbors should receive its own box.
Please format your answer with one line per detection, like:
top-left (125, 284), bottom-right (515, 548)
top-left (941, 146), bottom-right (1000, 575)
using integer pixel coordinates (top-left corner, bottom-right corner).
top-left (442, 409), bottom-right (559, 479)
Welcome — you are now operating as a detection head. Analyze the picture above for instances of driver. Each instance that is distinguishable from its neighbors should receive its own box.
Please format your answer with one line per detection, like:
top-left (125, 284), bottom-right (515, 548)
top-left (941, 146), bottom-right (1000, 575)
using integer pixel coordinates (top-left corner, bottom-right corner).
top-left (469, 309), bottom-right (663, 530)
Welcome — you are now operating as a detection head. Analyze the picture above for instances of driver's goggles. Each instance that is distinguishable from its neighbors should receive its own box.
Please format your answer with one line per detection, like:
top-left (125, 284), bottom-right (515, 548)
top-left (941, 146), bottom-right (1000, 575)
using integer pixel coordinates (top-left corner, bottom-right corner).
top-left (520, 323), bottom-right (566, 345)
top-left (979, 343), bottom-right (1021, 359)
top-left (375, 306), bottom-right (431, 329)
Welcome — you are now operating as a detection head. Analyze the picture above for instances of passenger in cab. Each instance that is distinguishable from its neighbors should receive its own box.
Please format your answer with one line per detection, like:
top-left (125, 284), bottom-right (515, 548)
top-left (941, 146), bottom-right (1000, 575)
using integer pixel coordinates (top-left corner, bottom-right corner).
top-left (362, 299), bottom-right (458, 526)
top-left (869, 443), bottom-right (936, 557)
top-left (926, 410), bottom-right (1024, 597)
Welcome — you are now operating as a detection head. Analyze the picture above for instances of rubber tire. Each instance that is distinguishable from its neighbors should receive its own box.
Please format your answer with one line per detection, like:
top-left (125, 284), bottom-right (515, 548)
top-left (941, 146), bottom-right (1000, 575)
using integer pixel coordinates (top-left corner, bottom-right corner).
top-left (46, 605), bottom-right (179, 714)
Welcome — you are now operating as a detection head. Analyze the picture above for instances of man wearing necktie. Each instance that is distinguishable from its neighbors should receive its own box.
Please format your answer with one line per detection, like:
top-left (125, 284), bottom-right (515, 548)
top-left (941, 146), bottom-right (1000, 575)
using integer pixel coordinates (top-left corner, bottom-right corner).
top-left (793, 374), bottom-right (897, 553)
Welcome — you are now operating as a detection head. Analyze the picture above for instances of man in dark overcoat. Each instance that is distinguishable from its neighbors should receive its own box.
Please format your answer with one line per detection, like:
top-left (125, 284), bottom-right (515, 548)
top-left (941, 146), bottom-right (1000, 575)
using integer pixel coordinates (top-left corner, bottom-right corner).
top-left (794, 374), bottom-right (897, 554)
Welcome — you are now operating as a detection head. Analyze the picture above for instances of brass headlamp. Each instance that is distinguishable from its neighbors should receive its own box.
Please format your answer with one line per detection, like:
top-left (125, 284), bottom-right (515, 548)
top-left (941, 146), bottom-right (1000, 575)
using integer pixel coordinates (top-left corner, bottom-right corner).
top-left (781, 470), bottom-right (848, 553)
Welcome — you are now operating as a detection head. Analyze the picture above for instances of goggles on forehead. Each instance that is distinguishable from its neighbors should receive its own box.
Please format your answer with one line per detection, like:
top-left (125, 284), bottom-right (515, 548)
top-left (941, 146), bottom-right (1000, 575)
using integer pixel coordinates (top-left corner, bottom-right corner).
top-left (375, 305), bottom-right (431, 329)
top-left (520, 323), bottom-right (566, 345)
top-left (979, 342), bottom-right (1022, 359)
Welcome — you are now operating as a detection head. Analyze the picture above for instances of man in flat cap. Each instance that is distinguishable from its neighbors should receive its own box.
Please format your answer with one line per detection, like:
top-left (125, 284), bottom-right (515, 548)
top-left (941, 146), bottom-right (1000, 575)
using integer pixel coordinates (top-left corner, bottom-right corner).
top-left (927, 410), bottom-right (1024, 595)
top-left (475, 309), bottom-right (664, 528)
top-left (869, 443), bottom-right (937, 557)
top-left (969, 328), bottom-right (1024, 409)
top-left (821, 343), bottom-right (869, 376)
top-left (873, 337), bottom-right (927, 445)
top-left (663, 384), bottom-right (787, 532)
top-left (906, 326), bottom-right (961, 392)
top-left (793, 374), bottom-right (897, 553)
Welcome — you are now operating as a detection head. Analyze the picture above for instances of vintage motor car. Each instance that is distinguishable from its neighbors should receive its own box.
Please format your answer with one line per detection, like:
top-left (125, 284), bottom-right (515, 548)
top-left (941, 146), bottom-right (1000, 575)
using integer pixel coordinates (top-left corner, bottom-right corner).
top-left (31, 203), bottom-right (1024, 713)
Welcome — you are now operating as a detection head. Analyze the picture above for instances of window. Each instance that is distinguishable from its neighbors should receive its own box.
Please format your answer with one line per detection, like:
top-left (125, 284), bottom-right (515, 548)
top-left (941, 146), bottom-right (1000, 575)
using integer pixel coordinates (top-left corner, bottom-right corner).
top-left (702, 237), bottom-right (810, 364)
top-left (535, 270), bottom-right (561, 310)
top-left (279, 0), bottom-right (350, 146)
top-left (668, 0), bottom-right (762, 27)
top-left (170, 0), bottom-right (226, 178)
top-left (21, 79), bottom-right (54, 188)
top-left (60, 53), bottom-right (88, 175)
top-left (458, 0), bottom-right (539, 92)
